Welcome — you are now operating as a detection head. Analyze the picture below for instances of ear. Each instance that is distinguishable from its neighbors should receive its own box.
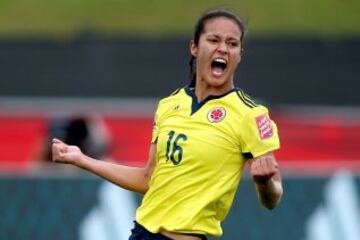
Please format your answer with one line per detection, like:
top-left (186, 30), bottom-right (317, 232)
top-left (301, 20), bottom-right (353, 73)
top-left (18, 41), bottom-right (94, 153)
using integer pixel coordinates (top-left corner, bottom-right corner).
top-left (237, 48), bottom-right (244, 64)
top-left (240, 48), bottom-right (245, 57)
top-left (189, 40), bottom-right (198, 57)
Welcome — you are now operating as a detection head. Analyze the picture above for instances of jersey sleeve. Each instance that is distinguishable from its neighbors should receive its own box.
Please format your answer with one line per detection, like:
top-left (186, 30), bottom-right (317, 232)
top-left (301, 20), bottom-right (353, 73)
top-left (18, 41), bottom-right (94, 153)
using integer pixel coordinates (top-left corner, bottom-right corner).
top-left (240, 106), bottom-right (280, 158)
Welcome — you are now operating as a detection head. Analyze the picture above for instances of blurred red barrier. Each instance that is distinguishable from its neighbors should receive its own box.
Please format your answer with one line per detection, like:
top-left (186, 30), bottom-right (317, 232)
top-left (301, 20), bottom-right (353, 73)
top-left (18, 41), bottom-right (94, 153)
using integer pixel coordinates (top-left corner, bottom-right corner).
top-left (273, 114), bottom-right (360, 161)
top-left (0, 113), bottom-right (359, 172)
top-left (0, 117), bottom-right (46, 171)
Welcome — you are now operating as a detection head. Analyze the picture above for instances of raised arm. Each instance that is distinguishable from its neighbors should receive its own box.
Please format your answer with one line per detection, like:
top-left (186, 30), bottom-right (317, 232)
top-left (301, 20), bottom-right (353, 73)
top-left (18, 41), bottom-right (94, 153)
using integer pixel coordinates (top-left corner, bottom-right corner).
top-left (248, 151), bottom-right (283, 210)
top-left (52, 138), bottom-right (157, 194)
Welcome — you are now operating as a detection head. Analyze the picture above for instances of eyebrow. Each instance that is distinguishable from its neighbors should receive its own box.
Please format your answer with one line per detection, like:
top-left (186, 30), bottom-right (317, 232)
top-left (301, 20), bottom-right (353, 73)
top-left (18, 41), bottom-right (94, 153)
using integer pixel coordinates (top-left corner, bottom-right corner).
top-left (206, 34), bottom-right (240, 42)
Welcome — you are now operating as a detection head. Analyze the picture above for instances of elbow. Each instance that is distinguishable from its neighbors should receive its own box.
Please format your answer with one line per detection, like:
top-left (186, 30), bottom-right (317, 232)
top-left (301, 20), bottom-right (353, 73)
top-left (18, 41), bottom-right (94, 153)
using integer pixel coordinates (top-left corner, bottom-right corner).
top-left (138, 173), bottom-right (152, 194)
top-left (135, 179), bottom-right (150, 194)
top-left (261, 188), bottom-right (283, 210)
top-left (263, 201), bottom-right (279, 210)
top-left (262, 197), bottom-right (281, 210)
top-left (138, 185), bottom-right (150, 195)
top-left (267, 205), bottom-right (276, 210)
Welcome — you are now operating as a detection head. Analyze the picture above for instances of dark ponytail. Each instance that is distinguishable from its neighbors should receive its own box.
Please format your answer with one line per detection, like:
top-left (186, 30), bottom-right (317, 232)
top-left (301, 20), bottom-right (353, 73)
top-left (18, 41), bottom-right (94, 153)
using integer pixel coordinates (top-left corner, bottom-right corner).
top-left (189, 56), bottom-right (196, 87)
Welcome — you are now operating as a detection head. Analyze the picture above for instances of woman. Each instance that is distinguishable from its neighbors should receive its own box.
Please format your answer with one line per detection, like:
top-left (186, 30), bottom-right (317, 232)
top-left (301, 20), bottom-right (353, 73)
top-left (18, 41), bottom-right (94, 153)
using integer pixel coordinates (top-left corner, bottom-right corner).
top-left (52, 8), bottom-right (283, 240)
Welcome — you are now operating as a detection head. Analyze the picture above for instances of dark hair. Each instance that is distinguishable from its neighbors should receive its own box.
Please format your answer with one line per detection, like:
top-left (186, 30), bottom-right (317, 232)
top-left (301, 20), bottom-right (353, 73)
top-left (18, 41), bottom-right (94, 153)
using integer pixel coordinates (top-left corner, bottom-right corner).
top-left (189, 8), bottom-right (246, 87)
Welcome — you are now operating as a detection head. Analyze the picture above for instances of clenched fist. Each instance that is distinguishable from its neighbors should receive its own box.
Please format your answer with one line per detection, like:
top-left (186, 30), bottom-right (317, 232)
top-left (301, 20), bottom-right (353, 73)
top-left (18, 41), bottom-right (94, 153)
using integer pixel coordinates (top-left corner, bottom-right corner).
top-left (249, 152), bottom-right (279, 185)
top-left (52, 138), bottom-right (83, 165)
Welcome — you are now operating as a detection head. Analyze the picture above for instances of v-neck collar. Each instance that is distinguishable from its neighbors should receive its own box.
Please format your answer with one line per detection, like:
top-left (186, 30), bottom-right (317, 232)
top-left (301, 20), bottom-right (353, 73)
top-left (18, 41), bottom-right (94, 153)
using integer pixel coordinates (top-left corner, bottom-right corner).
top-left (184, 85), bottom-right (236, 115)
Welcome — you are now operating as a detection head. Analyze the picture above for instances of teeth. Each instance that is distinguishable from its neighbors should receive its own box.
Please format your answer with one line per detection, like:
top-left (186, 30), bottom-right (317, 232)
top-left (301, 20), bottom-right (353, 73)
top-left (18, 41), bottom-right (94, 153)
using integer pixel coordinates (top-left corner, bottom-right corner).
top-left (214, 58), bottom-right (227, 64)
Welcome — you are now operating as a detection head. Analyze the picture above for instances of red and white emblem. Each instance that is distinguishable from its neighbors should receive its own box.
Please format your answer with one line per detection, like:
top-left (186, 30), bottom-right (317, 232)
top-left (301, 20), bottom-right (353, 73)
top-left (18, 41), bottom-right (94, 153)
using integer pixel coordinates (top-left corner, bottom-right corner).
top-left (207, 107), bottom-right (226, 123)
top-left (255, 114), bottom-right (273, 140)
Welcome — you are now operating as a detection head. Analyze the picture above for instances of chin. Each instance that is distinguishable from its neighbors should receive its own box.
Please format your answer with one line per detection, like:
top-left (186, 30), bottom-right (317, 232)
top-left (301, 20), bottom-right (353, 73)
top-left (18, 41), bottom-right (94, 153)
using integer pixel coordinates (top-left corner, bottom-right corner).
top-left (208, 76), bottom-right (229, 88)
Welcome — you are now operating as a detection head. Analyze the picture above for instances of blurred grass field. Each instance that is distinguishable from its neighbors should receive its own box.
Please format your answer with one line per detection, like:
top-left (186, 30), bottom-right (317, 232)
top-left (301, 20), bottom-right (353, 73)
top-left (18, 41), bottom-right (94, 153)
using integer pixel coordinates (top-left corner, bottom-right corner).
top-left (0, 0), bottom-right (359, 39)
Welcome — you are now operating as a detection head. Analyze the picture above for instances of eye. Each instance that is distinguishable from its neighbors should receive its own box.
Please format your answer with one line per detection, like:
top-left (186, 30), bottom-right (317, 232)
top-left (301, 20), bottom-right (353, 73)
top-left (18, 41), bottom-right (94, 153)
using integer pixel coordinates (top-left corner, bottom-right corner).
top-left (207, 38), bottom-right (219, 44)
top-left (228, 41), bottom-right (240, 47)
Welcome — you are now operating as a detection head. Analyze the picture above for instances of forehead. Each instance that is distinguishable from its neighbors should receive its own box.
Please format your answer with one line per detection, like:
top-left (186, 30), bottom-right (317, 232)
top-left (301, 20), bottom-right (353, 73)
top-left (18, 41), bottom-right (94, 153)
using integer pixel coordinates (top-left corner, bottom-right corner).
top-left (203, 17), bottom-right (242, 40)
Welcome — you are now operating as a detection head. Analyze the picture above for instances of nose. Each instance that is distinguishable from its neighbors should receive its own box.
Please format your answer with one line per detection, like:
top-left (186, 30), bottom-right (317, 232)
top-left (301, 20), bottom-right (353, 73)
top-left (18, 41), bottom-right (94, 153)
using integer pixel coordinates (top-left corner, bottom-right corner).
top-left (217, 41), bottom-right (228, 54)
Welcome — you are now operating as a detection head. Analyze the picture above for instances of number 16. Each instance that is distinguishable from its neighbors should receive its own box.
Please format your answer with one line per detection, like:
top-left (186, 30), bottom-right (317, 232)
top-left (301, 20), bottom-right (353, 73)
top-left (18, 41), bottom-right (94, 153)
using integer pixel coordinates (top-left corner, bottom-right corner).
top-left (165, 130), bottom-right (187, 165)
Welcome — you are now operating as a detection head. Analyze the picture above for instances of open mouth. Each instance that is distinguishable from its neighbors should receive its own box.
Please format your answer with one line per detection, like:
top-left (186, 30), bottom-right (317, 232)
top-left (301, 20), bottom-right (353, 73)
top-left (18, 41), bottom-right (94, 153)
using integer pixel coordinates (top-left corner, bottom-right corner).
top-left (211, 58), bottom-right (227, 77)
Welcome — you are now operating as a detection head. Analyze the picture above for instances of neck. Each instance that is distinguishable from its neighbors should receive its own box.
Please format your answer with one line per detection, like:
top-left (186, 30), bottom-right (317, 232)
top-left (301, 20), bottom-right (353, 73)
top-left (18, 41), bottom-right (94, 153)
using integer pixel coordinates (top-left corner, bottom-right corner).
top-left (194, 78), bottom-right (234, 102)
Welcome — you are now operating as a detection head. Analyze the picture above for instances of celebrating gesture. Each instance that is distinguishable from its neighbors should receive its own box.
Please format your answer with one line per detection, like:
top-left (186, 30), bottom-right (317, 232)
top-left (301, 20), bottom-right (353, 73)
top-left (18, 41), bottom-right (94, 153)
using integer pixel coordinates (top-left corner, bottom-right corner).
top-left (52, 8), bottom-right (283, 240)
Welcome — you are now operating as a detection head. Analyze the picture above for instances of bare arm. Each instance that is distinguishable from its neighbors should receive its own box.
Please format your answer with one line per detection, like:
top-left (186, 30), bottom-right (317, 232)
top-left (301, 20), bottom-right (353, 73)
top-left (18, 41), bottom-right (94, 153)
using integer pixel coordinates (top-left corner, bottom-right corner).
top-left (248, 152), bottom-right (283, 210)
top-left (52, 138), bottom-right (157, 194)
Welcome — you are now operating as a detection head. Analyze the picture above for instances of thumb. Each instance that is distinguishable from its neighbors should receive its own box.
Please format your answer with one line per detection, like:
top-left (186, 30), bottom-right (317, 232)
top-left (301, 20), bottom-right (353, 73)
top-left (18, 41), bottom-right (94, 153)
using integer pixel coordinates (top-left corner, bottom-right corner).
top-left (52, 138), bottom-right (64, 144)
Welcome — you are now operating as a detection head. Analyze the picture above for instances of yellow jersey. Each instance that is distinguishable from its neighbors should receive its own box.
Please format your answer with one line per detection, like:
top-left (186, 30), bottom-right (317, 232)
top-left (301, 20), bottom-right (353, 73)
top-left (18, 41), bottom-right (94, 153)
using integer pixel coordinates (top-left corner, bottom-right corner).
top-left (136, 86), bottom-right (280, 236)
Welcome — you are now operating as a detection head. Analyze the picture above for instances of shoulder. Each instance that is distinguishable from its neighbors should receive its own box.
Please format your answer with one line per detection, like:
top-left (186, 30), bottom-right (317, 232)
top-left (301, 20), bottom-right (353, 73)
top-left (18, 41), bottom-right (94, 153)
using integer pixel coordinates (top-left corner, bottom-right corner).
top-left (230, 88), bottom-right (271, 119)
top-left (234, 88), bottom-right (259, 109)
top-left (168, 87), bottom-right (182, 96)
top-left (156, 87), bottom-right (185, 111)
top-left (158, 87), bottom-right (184, 103)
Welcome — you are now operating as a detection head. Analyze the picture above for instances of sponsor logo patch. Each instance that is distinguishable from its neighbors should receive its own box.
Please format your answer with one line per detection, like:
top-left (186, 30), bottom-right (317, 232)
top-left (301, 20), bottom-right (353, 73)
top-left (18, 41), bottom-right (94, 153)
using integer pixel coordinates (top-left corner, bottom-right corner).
top-left (207, 107), bottom-right (226, 123)
top-left (256, 114), bottom-right (273, 140)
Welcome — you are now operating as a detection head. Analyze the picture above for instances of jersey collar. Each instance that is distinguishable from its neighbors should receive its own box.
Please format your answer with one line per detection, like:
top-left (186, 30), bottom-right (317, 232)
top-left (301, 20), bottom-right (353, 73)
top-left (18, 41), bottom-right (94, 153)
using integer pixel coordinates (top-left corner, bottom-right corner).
top-left (184, 85), bottom-right (236, 115)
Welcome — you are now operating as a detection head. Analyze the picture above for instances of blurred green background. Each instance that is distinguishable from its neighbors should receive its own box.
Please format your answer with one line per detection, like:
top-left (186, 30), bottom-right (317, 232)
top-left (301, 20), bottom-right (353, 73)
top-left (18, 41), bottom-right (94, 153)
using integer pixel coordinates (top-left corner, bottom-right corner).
top-left (0, 0), bottom-right (359, 39)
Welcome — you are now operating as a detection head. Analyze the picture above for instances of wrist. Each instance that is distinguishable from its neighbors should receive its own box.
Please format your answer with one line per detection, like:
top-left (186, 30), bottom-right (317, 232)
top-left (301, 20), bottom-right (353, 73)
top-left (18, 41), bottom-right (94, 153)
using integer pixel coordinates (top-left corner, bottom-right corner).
top-left (74, 154), bottom-right (88, 169)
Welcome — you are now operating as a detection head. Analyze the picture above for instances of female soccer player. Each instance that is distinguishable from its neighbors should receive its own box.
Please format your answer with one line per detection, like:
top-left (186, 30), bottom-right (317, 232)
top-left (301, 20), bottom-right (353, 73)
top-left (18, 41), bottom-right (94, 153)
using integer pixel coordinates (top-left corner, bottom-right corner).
top-left (52, 8), bottom-right (283, 240)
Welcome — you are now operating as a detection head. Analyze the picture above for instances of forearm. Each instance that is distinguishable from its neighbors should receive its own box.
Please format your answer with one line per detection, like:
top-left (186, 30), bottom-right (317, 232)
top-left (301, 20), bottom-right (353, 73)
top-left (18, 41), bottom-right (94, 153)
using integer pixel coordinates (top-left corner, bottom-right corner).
top-left (77, 156), bottom-right (150, 194)
top-left (52, 140), bottom-right (157, 194)
top-left (255, 173), bottom-right (283, 209)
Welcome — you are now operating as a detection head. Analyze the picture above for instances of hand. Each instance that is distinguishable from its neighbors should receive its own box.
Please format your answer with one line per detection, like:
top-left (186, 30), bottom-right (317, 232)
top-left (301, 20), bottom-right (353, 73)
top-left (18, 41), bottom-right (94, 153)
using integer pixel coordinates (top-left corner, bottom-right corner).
top-left (249, 153), bottom-right (279, 185)
top-left (52, 138), bottom-right (83, 165)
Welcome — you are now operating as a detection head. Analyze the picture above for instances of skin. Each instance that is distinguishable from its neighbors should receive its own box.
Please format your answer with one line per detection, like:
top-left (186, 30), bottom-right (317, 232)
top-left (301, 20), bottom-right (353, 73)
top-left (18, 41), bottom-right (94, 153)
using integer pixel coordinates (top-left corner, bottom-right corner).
top-left (249, 152), bottom-right (283, 209)
top-left (190, 17), bottom-right (242, 101)
top-left (52, 16), bottom-right (282, 240)
top-left (52, 138), bottom-right (157, 194)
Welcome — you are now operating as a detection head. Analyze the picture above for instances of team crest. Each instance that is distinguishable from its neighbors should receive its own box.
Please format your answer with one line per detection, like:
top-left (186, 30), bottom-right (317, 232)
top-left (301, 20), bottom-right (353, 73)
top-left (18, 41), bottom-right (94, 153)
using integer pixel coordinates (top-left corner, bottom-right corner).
top-left (207, 107), bottom-right (226, 123)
